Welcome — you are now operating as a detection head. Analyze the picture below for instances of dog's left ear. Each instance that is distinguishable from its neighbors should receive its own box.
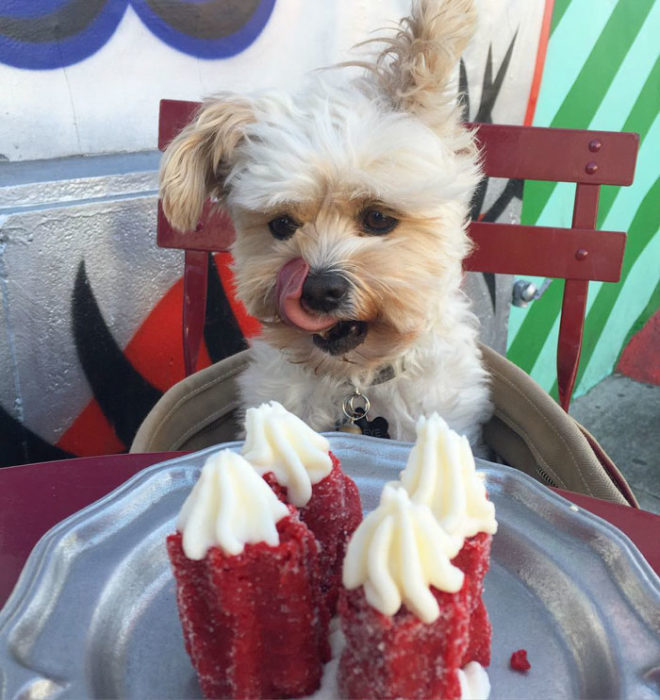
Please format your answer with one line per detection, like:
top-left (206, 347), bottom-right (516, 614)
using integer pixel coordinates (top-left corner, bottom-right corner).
top-left (160, 95), bottom-right (255, 233)
top-left (370, 0), bottom-right (476, 131)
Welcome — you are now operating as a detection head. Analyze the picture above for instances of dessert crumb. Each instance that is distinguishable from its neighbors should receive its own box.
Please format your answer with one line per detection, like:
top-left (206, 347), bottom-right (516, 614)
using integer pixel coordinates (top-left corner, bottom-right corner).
top-left (510, 649), bottom-right (531, 672)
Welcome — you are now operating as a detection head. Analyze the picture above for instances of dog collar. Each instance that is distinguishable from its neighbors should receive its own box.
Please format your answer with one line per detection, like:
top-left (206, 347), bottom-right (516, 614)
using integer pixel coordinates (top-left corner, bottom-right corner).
top-left (371, 364), bottom-right (396, 386)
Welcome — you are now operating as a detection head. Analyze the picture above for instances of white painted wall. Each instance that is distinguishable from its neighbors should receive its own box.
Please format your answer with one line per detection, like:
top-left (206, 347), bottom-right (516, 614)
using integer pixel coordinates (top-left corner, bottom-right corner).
top-left (0, 0), bottom-right (543, 461)
top-left (0, 0), bottom-right (542, 161)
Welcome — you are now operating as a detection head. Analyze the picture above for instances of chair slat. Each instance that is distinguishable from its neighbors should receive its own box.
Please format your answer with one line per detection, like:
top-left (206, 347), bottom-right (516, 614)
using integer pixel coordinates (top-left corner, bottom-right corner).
top-left (159, 100), bottom-right (201, 150)
top-left (556, 183), bottom-right (601, 410)
top-left (469, 123), bottom-right (639, 185)
top-left (157, 98), bottom-right (639, 412)
top-left (465, 222), bottom-right (625, 282)
top-left (182, 250), bottom-right (209, 377)
top-left (157, 201), bottom-right (235, 252)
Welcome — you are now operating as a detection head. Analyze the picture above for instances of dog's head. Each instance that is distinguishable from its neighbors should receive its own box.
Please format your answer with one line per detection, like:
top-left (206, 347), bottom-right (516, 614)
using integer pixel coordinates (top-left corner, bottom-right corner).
top-left (160, 0), bottom-right (480, 380)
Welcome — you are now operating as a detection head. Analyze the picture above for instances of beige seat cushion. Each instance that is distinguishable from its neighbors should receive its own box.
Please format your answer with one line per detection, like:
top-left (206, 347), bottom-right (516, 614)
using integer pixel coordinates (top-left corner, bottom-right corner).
top-left (131, 345), bottom-right (636, 506)
top-left (131, 350), bottom-right (250, 454)
top-left (479, 345), bottom-right (635, 506)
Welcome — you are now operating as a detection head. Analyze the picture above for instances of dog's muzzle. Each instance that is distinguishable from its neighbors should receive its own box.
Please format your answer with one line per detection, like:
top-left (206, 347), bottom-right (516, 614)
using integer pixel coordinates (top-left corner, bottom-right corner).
top-left (275, 257), bottom-right (368, 355)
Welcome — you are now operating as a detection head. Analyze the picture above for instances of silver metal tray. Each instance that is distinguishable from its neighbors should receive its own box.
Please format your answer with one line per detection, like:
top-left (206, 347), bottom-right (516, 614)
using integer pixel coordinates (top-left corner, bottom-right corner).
top-left (1, 434), bottom-right (659, 699)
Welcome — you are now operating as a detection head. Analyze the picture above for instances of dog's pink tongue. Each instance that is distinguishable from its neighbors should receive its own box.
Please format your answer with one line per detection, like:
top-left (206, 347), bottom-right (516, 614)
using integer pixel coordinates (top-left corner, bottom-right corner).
top-left (276, 258), bottom-right (336, 332)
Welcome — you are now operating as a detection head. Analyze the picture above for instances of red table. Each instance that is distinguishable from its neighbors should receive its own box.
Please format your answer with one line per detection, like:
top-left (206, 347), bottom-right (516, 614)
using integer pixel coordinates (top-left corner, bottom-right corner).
top-left (1, 452), bottom-right (658, 609)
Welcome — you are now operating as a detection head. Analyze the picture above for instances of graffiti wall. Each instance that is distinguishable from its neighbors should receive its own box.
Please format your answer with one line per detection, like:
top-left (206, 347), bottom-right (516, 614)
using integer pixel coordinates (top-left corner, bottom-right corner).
top-left (0, 0), bottom-right (655, 467)
top-left (0, 0), bottom-right (382, 161)
top-left (508, 0), bottom-right (659, 400)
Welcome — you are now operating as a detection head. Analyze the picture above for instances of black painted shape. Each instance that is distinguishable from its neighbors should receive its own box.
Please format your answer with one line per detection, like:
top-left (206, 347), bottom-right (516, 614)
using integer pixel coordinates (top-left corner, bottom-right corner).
top-left (482, 177), bottom-right (524, 223)
top-left (144, 0), bottom-right (260, 39)
top-left (462, 34), bottom-right (519, 312)
top-left (470, 178), bottom-right (489, 224)
top-left (459, 58), bottom-right (470, 121)
top-left (0, 404), bottom-right (73, 468)
top-left (475, 32), bottom-right (518, 124)
top-left (204, 255), bottom-right (248, 364)
top-left (0, 1), bottom-right (108, 42)
top-left (469, 33), bottom-right (519, 218)
top-left (72, 261), bottom-right (162, 447)
top-left (478, 177), bottom-right (525, 309)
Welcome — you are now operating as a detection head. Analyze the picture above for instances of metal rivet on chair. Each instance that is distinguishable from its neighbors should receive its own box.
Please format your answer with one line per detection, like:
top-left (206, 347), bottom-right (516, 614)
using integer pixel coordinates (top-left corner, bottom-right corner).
top-left (585, 161), bottom-right (598, 175)
top-left (588, 139), bottom-right (602, 153)
top-left (575, 248), bottom-right (589, 261)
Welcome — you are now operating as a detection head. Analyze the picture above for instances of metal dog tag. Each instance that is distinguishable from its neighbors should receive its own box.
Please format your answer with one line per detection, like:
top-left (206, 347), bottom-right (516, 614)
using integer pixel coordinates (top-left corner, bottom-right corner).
top-left (340, 389), bottom-right (390, 439)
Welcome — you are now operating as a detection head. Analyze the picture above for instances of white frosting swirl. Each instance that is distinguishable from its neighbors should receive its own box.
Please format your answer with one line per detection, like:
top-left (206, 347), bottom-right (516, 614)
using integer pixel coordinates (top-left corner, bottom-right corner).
top-left (241, 401), bottom-right (332, 506)
top-left (177, 449), bottom-right (289, 560)
top-left (458, 661), bottom-right (491, 699)
top-left (400, 414), bottom-right (497, 539)
top-left (342, 483), bottom-right (464, 623)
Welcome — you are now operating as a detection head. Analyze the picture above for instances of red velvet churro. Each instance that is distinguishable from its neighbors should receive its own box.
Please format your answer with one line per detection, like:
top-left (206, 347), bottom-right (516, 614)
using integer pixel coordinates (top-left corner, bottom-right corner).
top-left (339, 414), bottom-right (497, 699)
top-left (243, 401), bottom-right (362, 615)
top-left (167, 449), bottom-right (328, 698)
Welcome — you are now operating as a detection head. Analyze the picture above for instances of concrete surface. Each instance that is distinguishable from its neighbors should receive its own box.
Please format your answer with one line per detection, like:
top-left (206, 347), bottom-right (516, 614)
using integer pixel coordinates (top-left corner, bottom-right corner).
top-left (570, 373), bottom-right (660, 514)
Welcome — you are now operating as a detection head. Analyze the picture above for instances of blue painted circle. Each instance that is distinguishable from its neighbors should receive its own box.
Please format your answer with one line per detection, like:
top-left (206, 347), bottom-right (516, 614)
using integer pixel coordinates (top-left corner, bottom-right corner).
top-left (0, 0), bottom-right (276, 69)
top-left (129, 0), bottom-right (276, 59)
top-left (1, 0), bottom-right (84, 19)
top-left (0, 0), bottom-right (129, 70)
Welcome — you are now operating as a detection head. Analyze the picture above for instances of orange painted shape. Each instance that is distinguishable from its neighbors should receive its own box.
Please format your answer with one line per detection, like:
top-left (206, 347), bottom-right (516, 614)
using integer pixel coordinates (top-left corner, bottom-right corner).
top-left (123, 274), bottom-right (214, 392)
top-left (123, 276), bottom-right (188, 392)
top-left (213, 251), bottom-right (262, 338)
top-left (617, 310), bottom-right (660, 385)
top-left (524, 0), bottom-right (555, 126)
top-left (58, 252), bottom-right (257, 458)
top-left (123, 253), bottom-right (257, 394)
top-left (56, 399), bottom-right (125, 456)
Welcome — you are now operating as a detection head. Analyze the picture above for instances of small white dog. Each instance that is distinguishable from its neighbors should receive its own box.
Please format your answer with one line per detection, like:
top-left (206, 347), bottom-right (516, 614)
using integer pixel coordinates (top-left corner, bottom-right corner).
top-left (160, 0), bottom-right (492, 447)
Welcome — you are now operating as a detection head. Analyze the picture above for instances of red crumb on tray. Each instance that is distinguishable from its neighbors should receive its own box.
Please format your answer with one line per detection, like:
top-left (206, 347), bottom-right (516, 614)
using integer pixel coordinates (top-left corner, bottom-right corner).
top-left (510, 649), bottom-right (531, 672)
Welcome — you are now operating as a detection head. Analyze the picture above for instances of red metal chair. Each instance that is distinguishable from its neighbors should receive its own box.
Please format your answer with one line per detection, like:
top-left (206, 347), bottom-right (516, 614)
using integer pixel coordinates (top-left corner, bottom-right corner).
top-left (157, 99), bottom-right (639, 411)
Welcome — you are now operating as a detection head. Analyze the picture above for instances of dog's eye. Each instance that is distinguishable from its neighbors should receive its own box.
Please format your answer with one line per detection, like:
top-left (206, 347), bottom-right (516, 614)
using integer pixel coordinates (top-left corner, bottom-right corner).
top-left (361, 208), bottom-right (398, 235)
top-left (268, 215), bottom-right (300, 240)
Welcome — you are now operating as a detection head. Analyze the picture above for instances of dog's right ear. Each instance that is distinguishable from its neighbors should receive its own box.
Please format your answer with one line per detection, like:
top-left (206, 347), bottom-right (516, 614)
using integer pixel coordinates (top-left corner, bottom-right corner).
top-left (160, 96), bottom-right (255, 233)
top-left (368, 0), bottom-right (477, 133)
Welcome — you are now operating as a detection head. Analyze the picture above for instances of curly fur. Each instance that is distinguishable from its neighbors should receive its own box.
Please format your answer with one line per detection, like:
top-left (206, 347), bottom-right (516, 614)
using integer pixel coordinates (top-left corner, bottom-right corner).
top-left (159, 0), bottom-right (491, 447)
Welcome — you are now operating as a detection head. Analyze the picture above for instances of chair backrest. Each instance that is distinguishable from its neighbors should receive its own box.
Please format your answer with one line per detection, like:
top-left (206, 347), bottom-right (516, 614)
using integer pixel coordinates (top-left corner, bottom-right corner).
top-left (157, 98), bottom-right (639, 410)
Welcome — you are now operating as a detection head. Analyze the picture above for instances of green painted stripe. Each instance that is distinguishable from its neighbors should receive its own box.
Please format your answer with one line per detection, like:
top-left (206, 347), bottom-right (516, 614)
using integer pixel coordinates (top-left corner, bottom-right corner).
top-left (563, 230), bottom-right (658, 397)
top-left (529, 301), bottom-right (563, 397)
top-left (509, 41), bottom-right (659, 373)
top-left (550, 203), bottom-right (660, 401)
top-left (589, 2), bottom-right (660, 132)
top-left (507, 278), bottom-right (562, 374)
top-left (512, 54), bottom-right (660, 373)
top-left (615, 279), bottom-right (660, 367)
top-left (571, 102), bottom-right (660, 391)
top-left (551, 0), bottom-right (653, 128)
top-left (570, 109), bottom-right (660, 390)
top-left (506, 274), bottom-right (547, 342)
top-left (573, 176), bottom-right (660, 391)
top-left (510, 166), bottom-right (657, 379)
top-left (595, 52), bottom-right (660, 228)
top-left (535, 1), bottom-right (615, 131)
top-left (550, 0), bottom-right (573, 35)
top-left (522, 0), bottom-right (653, 226)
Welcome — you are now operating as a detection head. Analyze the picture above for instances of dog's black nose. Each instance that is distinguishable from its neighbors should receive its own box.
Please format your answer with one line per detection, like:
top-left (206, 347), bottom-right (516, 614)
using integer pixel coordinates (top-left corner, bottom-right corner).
top-left (302, 271), bottom-right (349, 313)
